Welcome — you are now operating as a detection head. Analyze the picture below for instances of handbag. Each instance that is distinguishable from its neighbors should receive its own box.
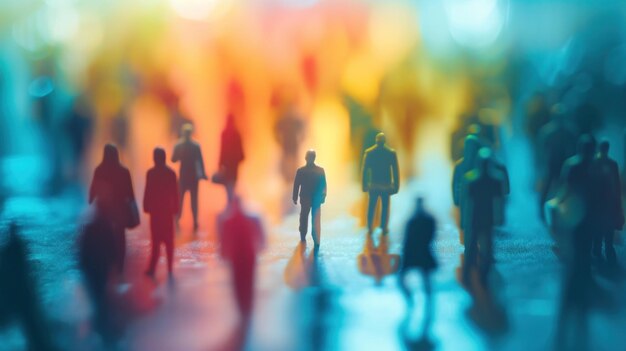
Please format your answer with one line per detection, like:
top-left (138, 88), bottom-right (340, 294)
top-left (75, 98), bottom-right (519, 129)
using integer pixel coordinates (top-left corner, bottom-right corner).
top-left (126, 199), bottom-right (140, 229)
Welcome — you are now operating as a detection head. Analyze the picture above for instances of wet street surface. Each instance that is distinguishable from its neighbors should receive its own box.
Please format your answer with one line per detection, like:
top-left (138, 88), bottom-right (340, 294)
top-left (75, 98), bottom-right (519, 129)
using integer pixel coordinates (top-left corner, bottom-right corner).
top-left (1, 161), bottom-right (626, 351)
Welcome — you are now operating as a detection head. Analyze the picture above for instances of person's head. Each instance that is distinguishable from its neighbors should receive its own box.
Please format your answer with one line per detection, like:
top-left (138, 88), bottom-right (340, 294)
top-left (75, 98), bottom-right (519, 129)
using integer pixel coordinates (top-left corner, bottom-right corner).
top-left (577, 134), bottom-right (596, 160)
top-left (226, 114), bottom-right (235, 128)
top-left (181, 123), bottom-right (194, 140)
top-left (102, 143), bottom-right (119, 165)
top-left (467, 124), bottom-right (482, 137)
top-left (375, 132), bottom-right (386, 146)
top-left (477, 147), bottom-right (492, 172)
top-left (153, 147), bottom-right (166, 166)
top-left (463, 135), bottom-right (481, 161)
top-left (599, 140), bottom-right (610, 156)
top-left (416, 197), bottom-right (425, 211)
top-left (305, 149), bottom-right (316, 164)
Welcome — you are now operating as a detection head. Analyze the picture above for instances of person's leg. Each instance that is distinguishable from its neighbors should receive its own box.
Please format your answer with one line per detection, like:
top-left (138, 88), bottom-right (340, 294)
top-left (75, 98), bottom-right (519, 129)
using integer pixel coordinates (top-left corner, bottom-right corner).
top-left (146, 216), bottom-right (161, 275)
top-left (299, 203), bottom-right (311, 241)
top-left (233, 258), bottom-right (255, 316)
top-left (312, 205), bottom-right (321, 246)
top-left (164, 217), bottom-right (175, 275)
top-left (190, 182), bottom-right (199, 230)
top-left (463, 229), bottom-right (478, 286)
top-left (398, 269), bottom-right (412, 305)
top-left (113, 225), bottom-right (126, 274)
top-left (380, 193), bottom-right (390, 234)
top-left (604, 228), bottom-right (617, 265)
top-left (366, 191), bottom-right (378, 233)
top-left (177, 183), bottom-right (186, 223)
top-left (592, 229), bottom-right (603, 259)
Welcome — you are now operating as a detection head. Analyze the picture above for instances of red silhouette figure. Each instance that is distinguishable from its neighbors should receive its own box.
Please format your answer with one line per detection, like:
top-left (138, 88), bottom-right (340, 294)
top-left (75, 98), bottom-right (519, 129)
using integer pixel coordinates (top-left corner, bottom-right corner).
top-left (89, 144), bottom-right (137, 274)
top-left (218, 197), bottom-right (265, 319)
top-left (144, 148), bottom-right (179, 277)
top-left (215, 114), bottom-right (245, 201)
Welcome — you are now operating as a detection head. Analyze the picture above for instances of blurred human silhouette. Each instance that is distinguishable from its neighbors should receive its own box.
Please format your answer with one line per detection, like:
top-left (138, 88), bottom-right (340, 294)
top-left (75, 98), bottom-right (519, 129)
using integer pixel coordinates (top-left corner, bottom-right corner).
top-left (144, 148), bottom-right (179, 278)
top-left (399, 197), bottom-right (437, 305)
top-left (399, 197), bottom-right (437, 350)
top-left (78, 214), bottom-right (116, 343)
top-left (463, 149), bottom-right (506, 286)
top-left (89, 144), bottom-right (138, 274)
top-left (536, 111), bottom-right (578, 220)
top-left (64, 97), bottom-right (94, 178)
top-left (557, 135), bottom-right (597, 278)
top-left (214, 114), bottom-right (245, 201)
top-left (452, 135), bottom-right (481, 245)
top-left (293, 150), bottom-right (327, 247)
top-left (218, 197), bottom-right (265, 320)
top-left (275, 106), bottom-right (306, 183)
top-left (172, 123), bottom-right (207, 230)
top-left (0, 223), bottom-right (58, 351)
top-left (361, 133), bottom-right (400, 234)
top-left (590, 141), bottom-right (624, 265)
top-left (358, 235), bottom-right (400, 285)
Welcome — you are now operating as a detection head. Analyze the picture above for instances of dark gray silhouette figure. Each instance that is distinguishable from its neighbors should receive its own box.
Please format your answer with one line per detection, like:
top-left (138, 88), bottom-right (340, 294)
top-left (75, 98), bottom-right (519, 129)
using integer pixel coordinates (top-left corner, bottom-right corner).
top-left (399, 198), bottom-right (437, 349)
top-left (537, 114), bottom-right (578, 220)
top-left (361, 133), bottom-right (400, 234)
top-left (293, 150), bottom-right (327, 247)
top-left (0, 223), bottom-right (58, 351)
top-left (172, 123), bottom-right (207, 230)
top-left (218, 197), bottom-right (265, 320)
top-left (400, 197), bottom-right (437, 303)
top-left (463, 149), bottom-right (506, 286)
top-left (89, 144), bottom-right (137, 274)
top-left (591, 141), bottom-right (624, 265)
top-left (216, 114), bottom-right (245, 201)
top-left (559, 135), bottom-right (597, 279)
top-left (144, 148), bottom-right (179, 277)
top-left (554, 138), bottom-right (599, 351)
top-left (452, 135), bottom-right (481, 246)
top-left (78, 214), bottom-right (116, 343)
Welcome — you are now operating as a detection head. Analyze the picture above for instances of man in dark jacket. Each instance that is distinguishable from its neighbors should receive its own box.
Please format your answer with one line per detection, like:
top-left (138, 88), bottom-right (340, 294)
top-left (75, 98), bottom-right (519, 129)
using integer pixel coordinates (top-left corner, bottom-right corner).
top-left (591, 141), bottom-right (624, 264)
top-left (293, 150), bottom-right (327, 247)
top-left (172, 123), bottom-right (207, 230)
top-left (144, 148), bottom-right (180, 277)
top-left (362, 133), bottom-right (400, 235)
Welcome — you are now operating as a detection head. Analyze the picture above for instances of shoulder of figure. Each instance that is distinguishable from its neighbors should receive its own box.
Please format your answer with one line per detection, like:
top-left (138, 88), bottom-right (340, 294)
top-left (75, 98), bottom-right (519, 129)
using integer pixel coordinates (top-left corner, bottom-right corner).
top-left (384, 145), bottom-right (396, 154)
top-left (364, 145), bottom-right (377, 154)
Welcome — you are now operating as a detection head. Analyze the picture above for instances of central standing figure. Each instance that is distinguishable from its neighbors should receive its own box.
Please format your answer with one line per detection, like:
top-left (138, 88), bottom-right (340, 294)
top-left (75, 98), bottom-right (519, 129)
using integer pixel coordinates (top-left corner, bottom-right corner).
top-left (293, 150), bottom-right (327, 247)
top-left (172, 123), bottom-right (207, 231)
top-left (362, 132), bottom-right (400, 235)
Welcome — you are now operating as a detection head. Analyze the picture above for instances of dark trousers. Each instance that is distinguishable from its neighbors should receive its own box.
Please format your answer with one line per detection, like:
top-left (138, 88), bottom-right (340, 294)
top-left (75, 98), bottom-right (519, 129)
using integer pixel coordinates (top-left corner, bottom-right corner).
top-left (232, 257), bottom-right (255, 316)
top-left (367, 190), bottom-right (390, 233)
top-left (299, 202), bottom-right (321, 245)
top-left (112, 225), bottom-right (126, 274)
top-left (179, 181), bottom-right (199, 226)
top-left (147, 215), bottom-right (175, 275)
top-left (593, 225), bottom-right (616, 263)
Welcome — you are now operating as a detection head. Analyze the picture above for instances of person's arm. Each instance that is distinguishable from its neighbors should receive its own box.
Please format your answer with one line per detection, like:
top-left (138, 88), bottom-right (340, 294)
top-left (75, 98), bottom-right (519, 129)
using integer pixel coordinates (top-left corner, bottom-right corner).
top-left (88, 170), bottom-right (98, 204)
top-left (143, 172), bottom-right (151, 214)
top-left (126, 169), bottom-right (136, 201)
top-left (361, 153), bottom-right (369, 192)
top-left (321, 169), bottom-right (327, 204)
top-left (293, 170), bottom-right (301, 204)
top-left (196, 144), bottom-right (207, 179)
top-left (391, 152), bottom-right (400, 194)
top-left (171, 144), bottom-right (180, 163)
top-left (171, 172), bottom-right (180, 216)
top-left (452, 163), bottom-right (461, 206)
